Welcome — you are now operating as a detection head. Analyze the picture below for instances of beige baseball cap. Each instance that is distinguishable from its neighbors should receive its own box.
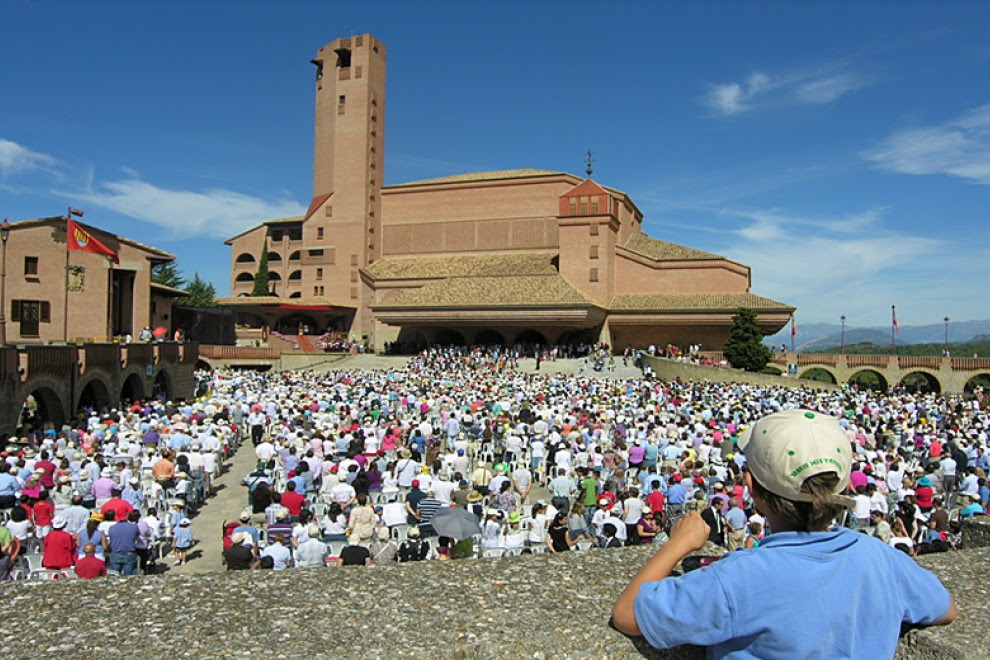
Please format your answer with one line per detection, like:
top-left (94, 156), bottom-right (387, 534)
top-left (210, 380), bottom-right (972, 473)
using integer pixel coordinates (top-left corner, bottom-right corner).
top-left (738, 409), bottom-right (853, 507)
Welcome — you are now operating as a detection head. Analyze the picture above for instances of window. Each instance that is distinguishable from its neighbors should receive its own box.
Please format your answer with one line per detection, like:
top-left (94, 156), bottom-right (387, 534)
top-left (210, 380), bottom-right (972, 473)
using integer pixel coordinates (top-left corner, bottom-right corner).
top-left (288, 270), bottom-right (302, 280)
top-left (355, 66), bottom-right (363, 79)
top-left (289, 251), bottom-right (301, 261)
top-left (317, 227), bottom-right (324, 240)
top-left (579, 200), bottom-right (588, 215)
top-left (589, 223), bottom-right (599, 236)
top-left (316, 268), bottom-right (323, 280)
top-left (591, 199), bottom-right (599, 214)
top-left (568, 200), bottom-right (576, 216)
top-left (335, 47), bottom-right (351, 68)
top-left (589, 268), bottom-right (599, 283)
top-left (235, 253), bottom-right (255, 263)
top-left (350, 254), bottom-right (358, 266)
top-left (325, 206), bottom-right (333, 218)
top-left (350, 286), bottom-right (358, 299)
top-left (236, 272), bottom-right (254, 283)
top-left (589, 245), bottom-right (599, 259)
top-left (308, 249), bottom-right (324, 257)
top-left (24, 256), bottom-right (39, 276)
top-left (350, 270), bottom-right (358, 283)
top-left (11, 300), bottom-right (50, 337)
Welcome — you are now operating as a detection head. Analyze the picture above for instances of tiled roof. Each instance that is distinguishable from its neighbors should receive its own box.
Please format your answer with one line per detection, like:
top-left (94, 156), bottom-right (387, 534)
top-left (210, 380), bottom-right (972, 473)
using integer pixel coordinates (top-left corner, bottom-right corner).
top-left (364, 251), bottom-right (558, 281)
top-left (375, 274), bottom-right (599, 309)
top-left (150, 282), bottom-right (188, 297)
top-left (389, 169), bottom-right (567, 187)
top-left (610, 292), bottom-right (794, 313)
top-left (9, 217), bottom-right (175, 259)
top-left (623, 234), bottom-right (726, 261)
top-left (224, 216), bottom-right (305, 244)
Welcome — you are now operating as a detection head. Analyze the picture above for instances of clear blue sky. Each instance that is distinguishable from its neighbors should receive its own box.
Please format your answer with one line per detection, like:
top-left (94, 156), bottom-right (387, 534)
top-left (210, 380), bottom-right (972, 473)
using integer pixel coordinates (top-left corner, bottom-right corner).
top-left (3, 1), bottom-right (989, 327)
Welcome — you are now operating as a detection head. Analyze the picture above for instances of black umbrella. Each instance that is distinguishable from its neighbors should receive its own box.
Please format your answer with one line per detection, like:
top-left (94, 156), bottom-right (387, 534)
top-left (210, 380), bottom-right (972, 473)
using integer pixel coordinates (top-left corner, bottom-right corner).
top-left (429, 507), bottom-right (481, 540)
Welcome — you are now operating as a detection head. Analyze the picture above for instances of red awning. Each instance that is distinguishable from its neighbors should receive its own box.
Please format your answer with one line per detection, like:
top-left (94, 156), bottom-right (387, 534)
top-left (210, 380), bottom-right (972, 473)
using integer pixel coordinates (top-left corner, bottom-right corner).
top-left (262, 304), bottom-right (336, 311)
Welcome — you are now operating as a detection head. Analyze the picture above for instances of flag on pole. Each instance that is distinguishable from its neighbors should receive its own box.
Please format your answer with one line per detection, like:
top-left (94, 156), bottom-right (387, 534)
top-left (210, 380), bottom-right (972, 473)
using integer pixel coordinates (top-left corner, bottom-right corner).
top-left (892, 305), bottom-right (900, 335)
top-left (791, 315), bottom-right (796, 340)
top-left (67, 219), bottom-right (119, 264)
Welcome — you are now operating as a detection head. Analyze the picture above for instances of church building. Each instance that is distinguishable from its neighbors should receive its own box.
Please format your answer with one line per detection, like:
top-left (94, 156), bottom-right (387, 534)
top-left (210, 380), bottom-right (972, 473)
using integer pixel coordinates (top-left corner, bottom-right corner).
top-left (223, 34), bottom-right (792, 351)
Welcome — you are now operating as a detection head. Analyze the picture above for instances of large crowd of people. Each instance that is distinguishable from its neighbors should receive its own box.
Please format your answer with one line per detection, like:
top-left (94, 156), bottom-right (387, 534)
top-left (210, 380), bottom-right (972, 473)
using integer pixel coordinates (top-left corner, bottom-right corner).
top-left (1, 344), bottom-right (988, 581)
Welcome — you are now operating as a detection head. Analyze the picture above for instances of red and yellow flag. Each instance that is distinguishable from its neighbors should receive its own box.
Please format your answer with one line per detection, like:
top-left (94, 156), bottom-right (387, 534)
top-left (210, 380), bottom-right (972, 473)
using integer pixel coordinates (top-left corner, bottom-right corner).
top-left (67, 218), bottom-right (119, 264)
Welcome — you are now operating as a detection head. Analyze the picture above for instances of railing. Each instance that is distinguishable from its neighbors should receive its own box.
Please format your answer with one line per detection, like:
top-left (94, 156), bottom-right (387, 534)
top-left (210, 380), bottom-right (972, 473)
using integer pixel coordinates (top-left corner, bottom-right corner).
top-left (844, 355), bottom-right (892, 368)
top-left (22, 346), bottom-right (76, 382)
top-left (898, 356), bottom-right (943, 370)
top-left (951, 357), bottom-right (990, 371)
top-left (121, 343), bottom-right (153, 369)
top-left (798, 354), bottom-right (839, 366)
top-left (155, 342), bottom-right (179, 365)
top-left (180, 342), bottom-right (199, 364)
top-left (80, 343), bottom-right (121, 374)
top-left (199, 345), bottom-right (281, 360)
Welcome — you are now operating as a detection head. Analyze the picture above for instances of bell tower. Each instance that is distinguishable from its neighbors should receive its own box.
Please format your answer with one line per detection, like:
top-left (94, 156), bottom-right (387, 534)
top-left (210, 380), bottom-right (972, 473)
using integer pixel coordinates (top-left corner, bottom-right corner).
top-left (310, 34), bottom-right (386, 338)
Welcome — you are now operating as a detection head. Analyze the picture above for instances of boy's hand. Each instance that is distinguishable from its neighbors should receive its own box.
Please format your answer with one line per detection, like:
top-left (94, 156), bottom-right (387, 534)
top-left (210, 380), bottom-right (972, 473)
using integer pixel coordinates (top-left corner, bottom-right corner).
top-left (669, 512), bottom-right (710, 552)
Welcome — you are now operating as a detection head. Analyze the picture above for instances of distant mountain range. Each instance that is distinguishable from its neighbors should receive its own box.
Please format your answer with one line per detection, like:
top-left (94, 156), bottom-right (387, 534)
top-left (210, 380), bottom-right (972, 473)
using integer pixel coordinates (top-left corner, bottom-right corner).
top-left (763, 320), bottom-right (990, 353)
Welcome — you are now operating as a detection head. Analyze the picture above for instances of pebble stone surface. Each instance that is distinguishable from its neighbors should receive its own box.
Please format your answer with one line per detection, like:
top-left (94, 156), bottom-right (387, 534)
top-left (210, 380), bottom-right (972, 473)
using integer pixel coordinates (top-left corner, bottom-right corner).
top-left (3, 534), bottom-right (985, 659)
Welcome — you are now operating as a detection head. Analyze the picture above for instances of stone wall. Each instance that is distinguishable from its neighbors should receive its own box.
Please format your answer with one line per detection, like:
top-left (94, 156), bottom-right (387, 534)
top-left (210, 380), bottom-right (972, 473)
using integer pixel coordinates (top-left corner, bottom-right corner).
top-left (4, 537), bottom-right (985, 658)
top-left (644, 355), bottom-right (839, 391)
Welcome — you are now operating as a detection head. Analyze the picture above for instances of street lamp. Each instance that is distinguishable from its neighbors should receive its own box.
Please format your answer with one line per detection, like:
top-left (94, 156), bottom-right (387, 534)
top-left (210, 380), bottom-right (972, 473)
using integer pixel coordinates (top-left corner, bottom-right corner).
top-left (840, 315), bottom-right (846, 354)
top-left (0, 219), bottom-right (10, 345)
top-left (944, 316), bottom-right (950, 356)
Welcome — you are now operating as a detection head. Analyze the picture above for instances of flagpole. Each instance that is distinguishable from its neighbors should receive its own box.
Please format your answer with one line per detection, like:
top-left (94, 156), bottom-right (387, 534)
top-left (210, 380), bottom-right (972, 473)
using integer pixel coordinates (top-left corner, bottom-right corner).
top-left (107, 256), bottom-right (114, 342)
top-left (64, 209), bottom-right (70, 342)
top-left (891, 305), bottom-right (896, 354)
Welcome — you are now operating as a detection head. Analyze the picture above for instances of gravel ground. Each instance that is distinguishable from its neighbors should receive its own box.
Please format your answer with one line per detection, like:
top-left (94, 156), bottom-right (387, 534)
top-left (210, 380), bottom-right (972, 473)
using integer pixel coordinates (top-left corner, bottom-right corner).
top-left (2, 538), bottom-right (982, 658)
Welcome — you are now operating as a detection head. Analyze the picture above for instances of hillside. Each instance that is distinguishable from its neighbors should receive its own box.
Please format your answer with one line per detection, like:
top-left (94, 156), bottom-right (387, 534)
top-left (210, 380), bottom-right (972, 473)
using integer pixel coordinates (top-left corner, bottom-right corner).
top-left (817, 341), bottom-right (990, 357)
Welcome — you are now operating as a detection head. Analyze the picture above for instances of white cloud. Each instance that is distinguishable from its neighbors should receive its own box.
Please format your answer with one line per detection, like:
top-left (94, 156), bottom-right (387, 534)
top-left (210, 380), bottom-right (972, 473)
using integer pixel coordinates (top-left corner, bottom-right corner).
top-left (862, 103), bottom-right (990, 184)
top-left (69, 174), bottom-right (305, 239)
top-left (703, 69), bottom-right (866, 116)
top-left (0, 137), bottom-right (58, 176)
top-left (708, 206), bottom-right (955, 323)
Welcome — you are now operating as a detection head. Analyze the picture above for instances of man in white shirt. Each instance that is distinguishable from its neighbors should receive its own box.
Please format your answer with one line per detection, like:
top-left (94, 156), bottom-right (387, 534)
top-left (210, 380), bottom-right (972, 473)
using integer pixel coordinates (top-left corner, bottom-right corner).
top-left (431, 477), bottom-right (456, 505)
top-left (512, 462), bottom-right (532, 504)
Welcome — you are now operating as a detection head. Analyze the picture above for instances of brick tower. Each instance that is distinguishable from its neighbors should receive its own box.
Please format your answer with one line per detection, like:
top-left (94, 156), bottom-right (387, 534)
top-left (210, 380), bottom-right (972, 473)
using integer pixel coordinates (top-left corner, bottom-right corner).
top-left (310, 34), bottom-right (386, 339)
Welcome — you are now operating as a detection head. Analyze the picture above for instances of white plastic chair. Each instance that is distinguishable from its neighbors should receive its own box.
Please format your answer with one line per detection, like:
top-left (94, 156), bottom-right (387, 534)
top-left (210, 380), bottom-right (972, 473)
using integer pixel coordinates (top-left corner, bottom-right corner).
top-left (575, 540), bottom-right (593, 551)
top-left (503, 547), bottom-right (523, 558)
top-left (482, 547), bottom-right (505, 558)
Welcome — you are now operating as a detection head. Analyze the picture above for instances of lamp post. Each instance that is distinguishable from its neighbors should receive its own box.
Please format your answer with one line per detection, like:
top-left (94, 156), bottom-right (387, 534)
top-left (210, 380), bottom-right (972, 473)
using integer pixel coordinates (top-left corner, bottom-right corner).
top-left (840, 315), bottom-right (846, 354)
top-left (63, 207), bottom-right (84, 342)
top-left (944, 316), bottom-right (950, 356)
top-left (0, 219), bottom-right (10, 345)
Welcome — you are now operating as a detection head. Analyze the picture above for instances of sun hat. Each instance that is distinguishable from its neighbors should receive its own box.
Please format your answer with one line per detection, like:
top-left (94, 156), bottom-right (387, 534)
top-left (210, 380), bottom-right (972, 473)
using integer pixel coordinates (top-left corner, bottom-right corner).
top-left (52, 517), bottom-right (68, 529)
top-left (406, 526), bottom-right (421, 539)
top-left (179, 518), bottom-right (191, 526)
top-left (508, 511), bottom-right (520, 524)
top-left (738, 409), bottom-right (853, 506)
top-left (377, 526), bottom-right (390, 541)
top-left (467, 490), bottom-right (483, 503)
top-left (239, 510), bottom-right (252, 522)
top-left (307, 524), bottom-right (321, 538)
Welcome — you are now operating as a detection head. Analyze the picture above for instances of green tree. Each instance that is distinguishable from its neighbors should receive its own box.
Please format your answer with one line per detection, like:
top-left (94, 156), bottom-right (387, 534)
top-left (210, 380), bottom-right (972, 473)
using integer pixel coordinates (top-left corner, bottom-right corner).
top-left (723, 307), bottom-right (772, 372)
top-left (151, 261), bottom-right (185, 289)
top-left (175, 273), bottom-right (218, 307)
top-left (251, 243), bottom-right (270, 296)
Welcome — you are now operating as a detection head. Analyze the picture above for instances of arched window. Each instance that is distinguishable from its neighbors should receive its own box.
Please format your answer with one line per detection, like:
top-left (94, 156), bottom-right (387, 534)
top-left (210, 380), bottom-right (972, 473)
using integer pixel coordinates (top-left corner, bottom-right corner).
top-left (236, 253), bottom-right (256, 263)
top-left (289, 251), bottom-right (301, 261)
top-left (268, 252), bottom-right (282, 262)
top-left (289, 292), bottom-right (302, 299)
top-left (268, 272), bottom-right (282, 281)
top-left (288, 270), bottom-right (302, 281)
top-left (235, 272), bottom-right (254, 282)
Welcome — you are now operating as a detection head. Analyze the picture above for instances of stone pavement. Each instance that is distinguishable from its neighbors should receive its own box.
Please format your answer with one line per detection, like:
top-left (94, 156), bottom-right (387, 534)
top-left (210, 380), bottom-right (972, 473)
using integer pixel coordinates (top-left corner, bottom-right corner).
top-left (169, 435), bottom-right (258, 575)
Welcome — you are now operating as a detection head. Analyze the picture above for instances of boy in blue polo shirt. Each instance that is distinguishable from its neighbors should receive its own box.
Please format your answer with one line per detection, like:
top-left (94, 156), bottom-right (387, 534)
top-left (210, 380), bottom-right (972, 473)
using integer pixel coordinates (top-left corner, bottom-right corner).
top-left (613, 408), bottom-right (956, 658)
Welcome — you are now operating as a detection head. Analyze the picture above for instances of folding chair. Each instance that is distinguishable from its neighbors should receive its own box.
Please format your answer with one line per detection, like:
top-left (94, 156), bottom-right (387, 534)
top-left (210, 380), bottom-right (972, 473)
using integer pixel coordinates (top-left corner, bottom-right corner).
top-left (481, 547), bottom-right (505, 558)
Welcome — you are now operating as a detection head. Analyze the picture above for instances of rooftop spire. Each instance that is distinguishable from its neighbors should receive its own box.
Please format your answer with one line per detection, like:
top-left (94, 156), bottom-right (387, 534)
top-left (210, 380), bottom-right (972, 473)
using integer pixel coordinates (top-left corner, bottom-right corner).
top-left (585, 149), bottom-right (594, 177)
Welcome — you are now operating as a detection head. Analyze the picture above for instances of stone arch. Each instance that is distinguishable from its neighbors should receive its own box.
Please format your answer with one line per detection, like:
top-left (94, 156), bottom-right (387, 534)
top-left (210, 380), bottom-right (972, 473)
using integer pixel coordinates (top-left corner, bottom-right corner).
top-left (475, 328), bottom-right (505, 346)
top-left (848, 369), bottom-right (888, 392)
top-left (235, 272), bottom-right (254, 283)
top-left (288, 291), bottom-right (302, 299)
top-left (236, 253), bottom-right (256, 264)
top-left (18, 383), bottom-right (67, 433)
top-left (288, 270), bottom-right (302, 281)
top-left (289, 250), bottom-right (301, 262)
top-left (77, 373), bottom-right (112, 412)
top-left (515, 329), bottom-right (547, 346)
top-left (120, 372), bottom-right (146, 404)
top-left (268, 272), bottom-right (282, 281)
top-left (964, 373), bottom-right (990, 393)
top-left (268, 251), bottom-right (282, 262)
top-left (799, 367), bottom-right (838, 384)
top-left (153, 369), bottom-right (172, 402)
top-left (899, 370), bottom-right (941, 394)
top-left (433, 328), bottom-right (466, 346)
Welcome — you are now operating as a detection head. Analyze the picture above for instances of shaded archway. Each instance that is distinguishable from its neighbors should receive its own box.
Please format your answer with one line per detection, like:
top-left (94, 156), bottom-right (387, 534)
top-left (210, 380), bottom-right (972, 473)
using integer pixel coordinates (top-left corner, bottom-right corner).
top-left (515, 329), bottom-right (547, 346)
top-left (964, 373), bottom-right (990, 394)
top-left (153, 370), bottom-right (172, 402)
top-left (433, 328), bottom-right (466, 346)
top-left (276, 313), bottom-right (318, 334)
top-left (78, 377), bottom-right (111, 412)
top-left (475, 329), bottom-right (505, 346)
top-left (235, 272), bottom-right (254, 283)
top-left (848, 369), bottom-right (888, 392)
top-left (394, 328), bottom-right (428, 354)
top-left (799, 367), bottom-right (837, 384)
top-left (121, 373), bottom-right (146, 404)
top-left (18, 386), bottom-right (66, 435)
top-left (899, 371), bottom-right (941, 394)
